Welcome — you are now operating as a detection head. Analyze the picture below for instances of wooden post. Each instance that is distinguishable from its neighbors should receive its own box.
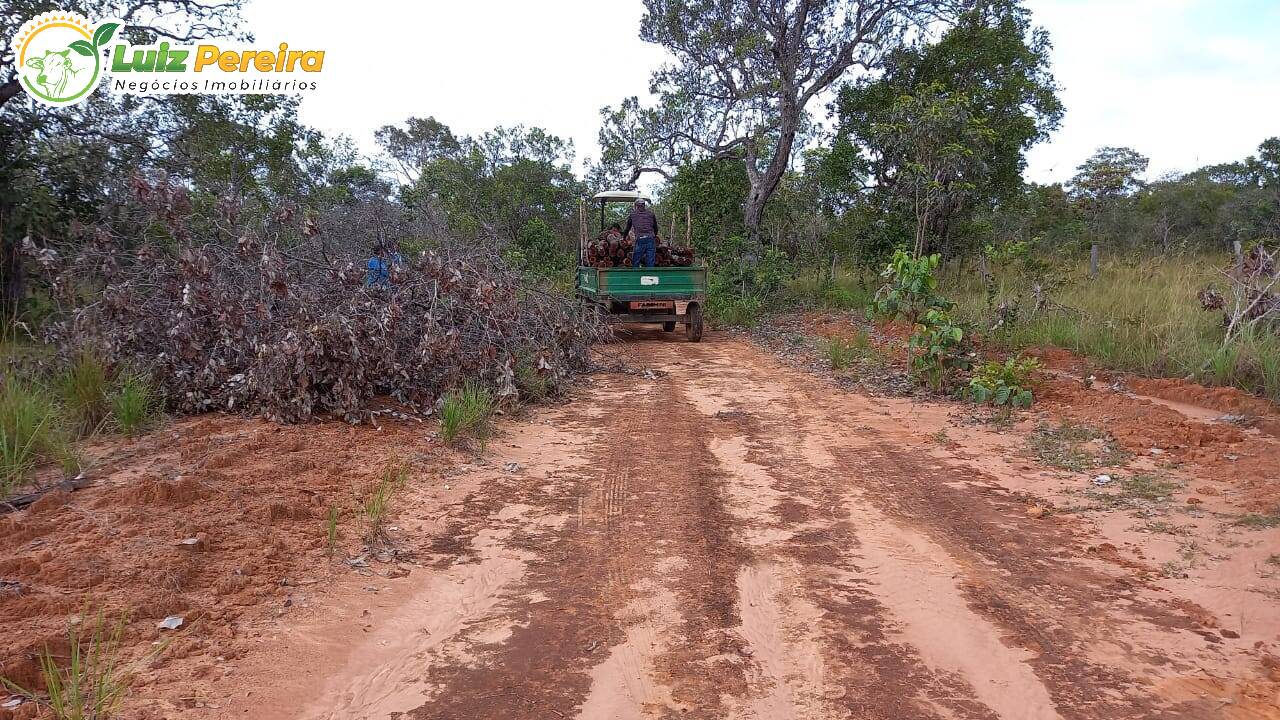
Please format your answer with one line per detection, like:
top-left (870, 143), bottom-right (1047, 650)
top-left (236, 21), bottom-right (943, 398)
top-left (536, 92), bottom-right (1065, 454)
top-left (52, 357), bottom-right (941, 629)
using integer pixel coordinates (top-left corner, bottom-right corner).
top-left (669, 214), bottom-right (676, 243)
top-left (685, 205), bottom-right (692, 250)
top-left (1233, 240), bottom-right (1244, 274)
top-left (1089, 244), bottom-right (1100, 279)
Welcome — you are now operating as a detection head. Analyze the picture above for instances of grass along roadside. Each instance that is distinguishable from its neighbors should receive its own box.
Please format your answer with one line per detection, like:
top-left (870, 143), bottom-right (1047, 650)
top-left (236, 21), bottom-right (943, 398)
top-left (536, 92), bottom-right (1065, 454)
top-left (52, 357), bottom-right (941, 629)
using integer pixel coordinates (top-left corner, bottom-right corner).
top-left (359, 462), bottom-right (410, 545)
top-left (0, 611), bottom-right (164, 720)
top-left (438, 381), bottom-right (494, 445)
top-left (939, 256), bottom-right (1280, 402)
top-left (1, 352), bottom-right (161, 497)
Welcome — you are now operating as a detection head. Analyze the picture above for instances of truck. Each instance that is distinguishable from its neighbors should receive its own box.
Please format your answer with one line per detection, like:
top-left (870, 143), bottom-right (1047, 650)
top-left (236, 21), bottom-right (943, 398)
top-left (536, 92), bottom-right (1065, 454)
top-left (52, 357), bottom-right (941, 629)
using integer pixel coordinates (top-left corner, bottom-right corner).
top-left (575, 190), bottom-right (707, 342)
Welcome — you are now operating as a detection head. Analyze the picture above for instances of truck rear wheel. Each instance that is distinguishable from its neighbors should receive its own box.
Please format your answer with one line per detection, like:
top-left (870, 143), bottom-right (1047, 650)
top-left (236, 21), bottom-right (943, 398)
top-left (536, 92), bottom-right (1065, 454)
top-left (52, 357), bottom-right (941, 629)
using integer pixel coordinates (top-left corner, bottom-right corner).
top-left (662, 321), bottom-right (676, 332)
top-left (685, 303), bottom-right (704, 342)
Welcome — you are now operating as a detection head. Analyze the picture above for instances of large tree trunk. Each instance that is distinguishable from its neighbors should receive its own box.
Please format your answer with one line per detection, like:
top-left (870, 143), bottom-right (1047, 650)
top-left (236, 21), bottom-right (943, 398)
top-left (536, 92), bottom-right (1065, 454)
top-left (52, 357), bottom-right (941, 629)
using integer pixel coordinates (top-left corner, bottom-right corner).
top-left (741, 98), bottom-right (800, 251)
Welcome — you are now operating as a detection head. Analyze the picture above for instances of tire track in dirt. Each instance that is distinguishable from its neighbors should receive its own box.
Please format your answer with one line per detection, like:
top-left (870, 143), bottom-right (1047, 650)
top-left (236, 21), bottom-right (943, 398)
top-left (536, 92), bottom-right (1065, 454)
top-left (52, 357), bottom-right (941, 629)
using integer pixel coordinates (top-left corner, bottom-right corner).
top-left (393, 368), bottom-right (754, 718)
top-left (657, 334), bottom-right (1223, 719)
top-left (258, 330), bottom-right (1270, 720)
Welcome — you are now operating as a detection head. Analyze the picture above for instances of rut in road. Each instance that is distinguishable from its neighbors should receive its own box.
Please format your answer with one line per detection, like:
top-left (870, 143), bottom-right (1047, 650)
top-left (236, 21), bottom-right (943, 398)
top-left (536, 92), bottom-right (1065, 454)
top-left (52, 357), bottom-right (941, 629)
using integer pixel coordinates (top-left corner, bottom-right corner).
top-left (308, 331), bottom-right (1234, 720)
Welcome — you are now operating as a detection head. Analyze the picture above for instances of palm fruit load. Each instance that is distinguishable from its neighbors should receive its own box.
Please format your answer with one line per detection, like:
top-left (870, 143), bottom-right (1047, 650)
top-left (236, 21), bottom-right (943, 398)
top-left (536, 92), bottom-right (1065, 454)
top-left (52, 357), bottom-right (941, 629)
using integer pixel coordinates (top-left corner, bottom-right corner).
top-left (584, 228), bottom-right (695, 268)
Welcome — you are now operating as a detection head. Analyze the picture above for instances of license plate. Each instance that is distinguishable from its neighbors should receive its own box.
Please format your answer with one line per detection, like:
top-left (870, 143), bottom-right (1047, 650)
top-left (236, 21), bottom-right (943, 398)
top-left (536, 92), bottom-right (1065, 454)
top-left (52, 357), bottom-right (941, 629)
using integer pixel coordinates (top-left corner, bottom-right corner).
top-left (630, 301), bottom-right (673, 310)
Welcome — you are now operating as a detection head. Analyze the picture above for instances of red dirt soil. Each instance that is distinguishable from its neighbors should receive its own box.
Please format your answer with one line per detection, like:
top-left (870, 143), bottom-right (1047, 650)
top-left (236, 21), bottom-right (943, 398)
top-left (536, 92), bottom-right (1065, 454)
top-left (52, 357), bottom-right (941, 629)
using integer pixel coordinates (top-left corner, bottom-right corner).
top-left (1, 325), bottom-right (1278, 719)
top-left (0, 413), bottom-right (449, 719)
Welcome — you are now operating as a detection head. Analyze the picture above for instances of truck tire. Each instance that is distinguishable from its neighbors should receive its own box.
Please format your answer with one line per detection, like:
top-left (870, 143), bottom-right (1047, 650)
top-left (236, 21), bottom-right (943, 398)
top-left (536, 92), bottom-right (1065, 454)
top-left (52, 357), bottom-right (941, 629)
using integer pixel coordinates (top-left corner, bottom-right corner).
top-left (685, 303), bottom-right (704, 342)
top-left (662, 321), bottom-right (676, 332)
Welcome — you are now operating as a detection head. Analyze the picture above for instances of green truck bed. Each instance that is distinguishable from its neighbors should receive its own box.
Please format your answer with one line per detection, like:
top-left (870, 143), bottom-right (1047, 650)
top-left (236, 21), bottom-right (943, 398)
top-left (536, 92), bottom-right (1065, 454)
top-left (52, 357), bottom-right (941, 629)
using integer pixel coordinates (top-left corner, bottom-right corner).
top-left (575, 266), bottom-right (706, 302)
top-left (575, 266), bottom-right (707, 341)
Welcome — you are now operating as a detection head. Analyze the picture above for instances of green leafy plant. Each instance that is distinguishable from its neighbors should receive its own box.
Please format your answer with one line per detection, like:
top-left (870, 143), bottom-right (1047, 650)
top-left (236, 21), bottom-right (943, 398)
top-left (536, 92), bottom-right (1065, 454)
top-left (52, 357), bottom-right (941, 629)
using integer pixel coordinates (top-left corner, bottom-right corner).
top-left (873, 250), bottom-right (952, 325)
top-left (966, 356), bottom-right (1040, 408)
top-left (438, 381), bottom-right (494, 445)
top-left (909, 308), bottom-right (970, 390)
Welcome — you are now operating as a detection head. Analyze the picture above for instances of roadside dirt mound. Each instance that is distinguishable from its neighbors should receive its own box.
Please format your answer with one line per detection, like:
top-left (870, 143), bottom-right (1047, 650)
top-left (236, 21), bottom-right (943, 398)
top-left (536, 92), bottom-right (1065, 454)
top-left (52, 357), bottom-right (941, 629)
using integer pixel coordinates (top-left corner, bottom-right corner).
top-left (0, 413), bottom-right (436, 714)
top-left (1131, 377), bottom-right (1280, 436)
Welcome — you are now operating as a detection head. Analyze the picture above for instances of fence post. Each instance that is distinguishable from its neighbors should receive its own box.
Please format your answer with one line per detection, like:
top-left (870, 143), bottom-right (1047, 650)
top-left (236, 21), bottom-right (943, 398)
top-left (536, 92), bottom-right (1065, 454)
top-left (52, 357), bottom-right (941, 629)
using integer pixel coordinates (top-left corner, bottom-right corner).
top-left (1233, 240), bottom-right (1243, 274)
top-left (1089, 244), bottom-right (1100, 279)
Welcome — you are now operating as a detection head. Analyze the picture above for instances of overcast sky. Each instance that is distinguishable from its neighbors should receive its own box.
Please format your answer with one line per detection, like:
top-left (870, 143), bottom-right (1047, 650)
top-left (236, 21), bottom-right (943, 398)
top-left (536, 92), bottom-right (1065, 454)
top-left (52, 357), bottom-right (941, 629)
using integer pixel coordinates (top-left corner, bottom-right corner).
top-left (244, 0), bottom-right (1280, 185)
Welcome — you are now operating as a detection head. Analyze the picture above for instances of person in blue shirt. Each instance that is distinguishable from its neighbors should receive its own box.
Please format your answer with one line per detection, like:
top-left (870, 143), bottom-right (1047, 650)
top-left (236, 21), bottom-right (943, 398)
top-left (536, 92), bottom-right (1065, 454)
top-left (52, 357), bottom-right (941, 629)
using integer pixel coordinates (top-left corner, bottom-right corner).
top-left (365, 243), bottom-right (403, 287)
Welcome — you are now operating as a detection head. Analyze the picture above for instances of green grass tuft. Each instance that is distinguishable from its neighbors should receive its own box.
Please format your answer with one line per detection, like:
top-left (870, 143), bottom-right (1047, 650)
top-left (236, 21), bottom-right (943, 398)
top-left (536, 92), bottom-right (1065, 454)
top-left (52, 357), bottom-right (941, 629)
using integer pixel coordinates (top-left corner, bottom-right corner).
top-left (59, 352), bottom-right (111, 438)
top-left (360, 463), bottom-right (408, 544)
top-left (1234, 512), bottom-right (1280, 529)
top-left (824, 332), bottom-right (870, 370)
top-left (439, 381), bottom-right (494, 445)
top-left (0, 612), bottom-right (153, 720)
top-left (110, 374), bottom-right (156, 436)
top-left (0, 379), bottom-right (71, 496)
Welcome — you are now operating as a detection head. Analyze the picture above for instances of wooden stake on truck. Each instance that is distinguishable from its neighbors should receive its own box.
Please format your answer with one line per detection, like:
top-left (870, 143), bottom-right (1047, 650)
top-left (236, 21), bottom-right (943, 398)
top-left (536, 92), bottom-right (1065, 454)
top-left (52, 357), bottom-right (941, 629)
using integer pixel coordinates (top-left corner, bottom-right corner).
top-left (575, 190), bottom-right (707, 342)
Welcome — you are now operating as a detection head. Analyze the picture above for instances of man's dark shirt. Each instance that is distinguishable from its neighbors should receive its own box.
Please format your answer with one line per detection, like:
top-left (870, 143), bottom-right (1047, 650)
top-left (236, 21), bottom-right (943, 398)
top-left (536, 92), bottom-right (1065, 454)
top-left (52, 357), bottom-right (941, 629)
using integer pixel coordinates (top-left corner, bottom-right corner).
top-left (623, 207), bottom-right (659, 238)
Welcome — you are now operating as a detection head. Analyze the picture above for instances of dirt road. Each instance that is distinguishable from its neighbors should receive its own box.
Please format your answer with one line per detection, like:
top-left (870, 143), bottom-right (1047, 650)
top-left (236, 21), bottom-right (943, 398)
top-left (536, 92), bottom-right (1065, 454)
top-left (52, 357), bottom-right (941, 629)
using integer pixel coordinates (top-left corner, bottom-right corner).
top-left (6, 329), bottom-right (1275, 720)
top-left (207, 329), bottom-right (1273, 720)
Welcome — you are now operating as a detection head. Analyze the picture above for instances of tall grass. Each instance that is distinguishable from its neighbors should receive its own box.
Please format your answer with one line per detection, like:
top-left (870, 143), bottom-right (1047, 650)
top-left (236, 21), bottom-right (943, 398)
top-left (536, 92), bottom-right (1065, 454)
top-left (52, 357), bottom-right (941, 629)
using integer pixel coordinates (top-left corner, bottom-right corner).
top-left (825, 331), bottom-right (871, 370)
top-left (784, 266), bottom-right (875, 309)
top-left (110, 375), bottom-right (156, 435)
top-left (1, 613), bottom-right (143, 720)
top-left (360, 463), bottom-right (408, 544)
top-left (59, 352), bottom-right (111, 437)
top-left (939, 255), bottom-right (1280, 401)
top-left (438, 381), bottom-right (494, 445)
top-left (0, 380), bottom-right (71, 496)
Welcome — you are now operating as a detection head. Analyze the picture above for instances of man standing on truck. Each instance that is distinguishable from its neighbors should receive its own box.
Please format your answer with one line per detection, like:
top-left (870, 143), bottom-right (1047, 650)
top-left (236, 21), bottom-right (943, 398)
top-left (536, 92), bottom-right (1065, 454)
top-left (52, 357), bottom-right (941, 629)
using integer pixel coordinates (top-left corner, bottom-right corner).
top-left (622, 199), bottom-right (659, 268)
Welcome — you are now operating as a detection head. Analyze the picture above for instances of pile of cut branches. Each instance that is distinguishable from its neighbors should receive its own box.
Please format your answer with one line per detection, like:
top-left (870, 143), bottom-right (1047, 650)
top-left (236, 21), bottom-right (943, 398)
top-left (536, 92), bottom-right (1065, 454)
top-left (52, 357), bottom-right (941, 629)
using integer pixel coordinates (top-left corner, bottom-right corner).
top-left (33, 176), bottom-right (607, 423)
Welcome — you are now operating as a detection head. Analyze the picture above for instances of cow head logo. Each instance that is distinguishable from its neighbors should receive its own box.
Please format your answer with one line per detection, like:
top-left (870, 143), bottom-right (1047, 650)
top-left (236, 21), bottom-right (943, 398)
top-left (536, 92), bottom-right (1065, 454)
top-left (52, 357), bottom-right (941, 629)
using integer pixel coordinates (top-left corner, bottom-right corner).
top-left (11, 12), bottom-right (119, 106)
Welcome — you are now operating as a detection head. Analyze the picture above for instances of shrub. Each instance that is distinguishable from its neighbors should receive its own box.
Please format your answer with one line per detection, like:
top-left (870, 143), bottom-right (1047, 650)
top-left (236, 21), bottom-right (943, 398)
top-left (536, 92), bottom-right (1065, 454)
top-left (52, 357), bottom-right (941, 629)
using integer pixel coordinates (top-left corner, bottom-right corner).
top-left (439, 381), bottom-right (494, 444)
top-left (874, 250), bottom-right (952, 324)
top-left (110, 374), bottom-right (157, 435)
top-left (707, 289), bottom-right (763, 328)
top-left (966, 356), bottom-right (1040, 408)
top-left (909, 309), bottom-right (970, 391)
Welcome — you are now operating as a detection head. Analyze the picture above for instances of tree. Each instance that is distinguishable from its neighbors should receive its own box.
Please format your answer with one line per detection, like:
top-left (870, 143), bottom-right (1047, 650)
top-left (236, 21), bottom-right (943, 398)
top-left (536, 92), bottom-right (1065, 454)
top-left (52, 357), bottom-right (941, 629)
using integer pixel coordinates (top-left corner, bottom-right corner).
top-left (1069, 146), bottom-right (1148, 249)
top-left (394, 122), bottom-right (583, 252)
top-left (835, 0), bottom-right (1062, 256)
top-left (1069, 146), bottom-right (1149, 203)
top-left (374, 116), bottom-right (462, 182)
top-left (599, 0), bottom-right (950, 246)
top-left (864, 83), bottom-right (996, 256)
